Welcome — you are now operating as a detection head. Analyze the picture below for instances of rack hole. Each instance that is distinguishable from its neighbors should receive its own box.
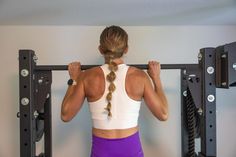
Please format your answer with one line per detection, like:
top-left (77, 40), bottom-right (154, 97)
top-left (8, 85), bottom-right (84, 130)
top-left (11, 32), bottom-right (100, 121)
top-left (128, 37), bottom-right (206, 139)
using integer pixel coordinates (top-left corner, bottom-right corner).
top-left (23, 56), bottom-right (27, 60)
top-left (209, 139), bottom-right (213, 142)
top-left (210, 125), bottom-right (213, 128)
top-left (209, 82), bottom-right (212, 86)
top-left (209, 111), bottom-right (212, 114)
top-left (24, 143), bottom-right (28, 146)
top-left (24, 128), bottom-right (27, 132)
top-left (24, 114), bottom-right (27, 117)
top-left (209, 54), bottom-right (212, 58)
top-left (24, 85), bottom-right (27, 88)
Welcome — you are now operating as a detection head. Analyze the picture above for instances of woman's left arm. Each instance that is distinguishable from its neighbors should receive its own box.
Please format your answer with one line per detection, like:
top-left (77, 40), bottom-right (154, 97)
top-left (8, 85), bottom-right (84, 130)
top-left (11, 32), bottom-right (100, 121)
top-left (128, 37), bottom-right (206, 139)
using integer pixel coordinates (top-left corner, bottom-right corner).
top-left (61, 62), bottom-right (86, 122)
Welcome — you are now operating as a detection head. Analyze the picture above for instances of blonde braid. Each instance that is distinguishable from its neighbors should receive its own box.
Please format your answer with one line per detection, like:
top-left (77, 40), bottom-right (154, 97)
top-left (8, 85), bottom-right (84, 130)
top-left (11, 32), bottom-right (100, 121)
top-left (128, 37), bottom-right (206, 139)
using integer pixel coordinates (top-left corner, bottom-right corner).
top-left (104, 57), bottom-right (118, 117)
top-left (99, 25), bottom-right (128, 118)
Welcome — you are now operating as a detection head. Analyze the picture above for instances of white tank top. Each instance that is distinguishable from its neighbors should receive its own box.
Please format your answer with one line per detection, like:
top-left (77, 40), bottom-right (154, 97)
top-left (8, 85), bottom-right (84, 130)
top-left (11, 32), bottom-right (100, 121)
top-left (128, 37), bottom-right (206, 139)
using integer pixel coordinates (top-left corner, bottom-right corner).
top-left (88, 64), bottom-right (142, 129)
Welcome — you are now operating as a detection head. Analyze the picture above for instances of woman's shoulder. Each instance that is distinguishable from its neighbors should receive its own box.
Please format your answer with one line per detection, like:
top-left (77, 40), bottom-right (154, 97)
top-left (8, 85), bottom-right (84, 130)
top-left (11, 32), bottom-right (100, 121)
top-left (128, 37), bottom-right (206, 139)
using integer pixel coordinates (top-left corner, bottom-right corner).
top-left (127, 66), bottom-right (148, 79)
top-left (82, 66), bottom-right (103, 81)
top-left (83, 66), bottom-right (102, 75)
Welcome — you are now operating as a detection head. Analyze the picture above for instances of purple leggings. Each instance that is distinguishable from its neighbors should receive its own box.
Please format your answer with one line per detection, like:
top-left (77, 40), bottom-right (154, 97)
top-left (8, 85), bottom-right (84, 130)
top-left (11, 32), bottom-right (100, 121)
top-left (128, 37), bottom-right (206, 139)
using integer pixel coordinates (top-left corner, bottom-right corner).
top-left (90, 131), bottom-right (144, 157)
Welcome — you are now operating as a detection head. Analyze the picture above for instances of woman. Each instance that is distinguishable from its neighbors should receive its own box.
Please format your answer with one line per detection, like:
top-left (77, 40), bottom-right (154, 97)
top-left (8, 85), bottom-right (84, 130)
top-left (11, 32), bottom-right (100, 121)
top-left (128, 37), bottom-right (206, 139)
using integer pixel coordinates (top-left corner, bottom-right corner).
top-left (61, 26), bottom-right (169, 157)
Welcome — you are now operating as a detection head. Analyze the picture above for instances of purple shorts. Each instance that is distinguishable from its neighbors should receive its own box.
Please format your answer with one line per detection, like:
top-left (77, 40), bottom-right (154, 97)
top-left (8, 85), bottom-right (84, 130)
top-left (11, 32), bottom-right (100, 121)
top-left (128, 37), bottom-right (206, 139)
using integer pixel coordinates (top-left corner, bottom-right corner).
top-left (90, 131), bottom-right (144, 157)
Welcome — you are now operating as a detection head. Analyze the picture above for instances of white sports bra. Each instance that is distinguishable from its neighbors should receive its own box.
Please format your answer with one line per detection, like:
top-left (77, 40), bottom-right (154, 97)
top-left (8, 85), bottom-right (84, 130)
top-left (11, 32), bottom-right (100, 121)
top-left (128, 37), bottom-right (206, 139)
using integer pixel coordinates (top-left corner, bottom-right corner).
top-left (88, 64), bottom-right (142, 130)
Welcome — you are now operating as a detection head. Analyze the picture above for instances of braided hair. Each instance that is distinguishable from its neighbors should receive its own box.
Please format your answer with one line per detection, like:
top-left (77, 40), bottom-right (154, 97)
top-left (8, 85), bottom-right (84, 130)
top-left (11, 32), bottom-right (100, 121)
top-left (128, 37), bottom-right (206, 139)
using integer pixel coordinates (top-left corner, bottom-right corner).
top-left (99, 26), bottom-right (128, 118)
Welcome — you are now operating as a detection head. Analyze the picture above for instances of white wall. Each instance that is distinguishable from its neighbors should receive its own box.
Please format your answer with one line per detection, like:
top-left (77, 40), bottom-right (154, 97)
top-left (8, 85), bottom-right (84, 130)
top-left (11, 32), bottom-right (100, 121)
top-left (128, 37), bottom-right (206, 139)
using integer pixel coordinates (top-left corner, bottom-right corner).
top-left (0, 26), bottom-right (236, 157)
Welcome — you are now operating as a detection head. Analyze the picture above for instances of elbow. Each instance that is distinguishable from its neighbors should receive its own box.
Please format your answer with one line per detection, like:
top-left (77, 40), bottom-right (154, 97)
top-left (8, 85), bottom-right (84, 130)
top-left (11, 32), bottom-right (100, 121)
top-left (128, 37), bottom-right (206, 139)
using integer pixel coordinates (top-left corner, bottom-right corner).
top-left (159, 113), bottom-right (169, 121)
top-left (61, 114), bottom-right (72, 122)
top-left (160, 103), bottom-right (169, 121)
top-left (154, 112), bottom-right (169, 121)
top-left (61, 108), bottom-right (72, 122)
top-left (61, 102), bottom-right (72, 122)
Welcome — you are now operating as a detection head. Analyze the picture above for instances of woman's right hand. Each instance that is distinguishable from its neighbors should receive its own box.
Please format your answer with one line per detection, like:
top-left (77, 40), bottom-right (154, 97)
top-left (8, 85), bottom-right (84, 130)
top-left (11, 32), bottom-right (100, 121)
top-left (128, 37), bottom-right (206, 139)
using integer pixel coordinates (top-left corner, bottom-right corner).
top-left (147, 61), bottom-right (161, 80)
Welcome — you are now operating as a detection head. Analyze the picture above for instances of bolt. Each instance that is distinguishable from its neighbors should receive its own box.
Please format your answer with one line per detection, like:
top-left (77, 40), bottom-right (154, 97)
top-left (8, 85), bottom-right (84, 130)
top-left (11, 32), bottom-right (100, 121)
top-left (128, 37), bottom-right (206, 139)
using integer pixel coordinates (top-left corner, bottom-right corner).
top-left (33, 55), bottom-right (38, 63)
top-left (34, 111), bottom-right (39, 118)
top-left (198, 53), bottom-right (202, 61)
top-left (46, 93), bottom-right (50, 98)
top-left (21, 98), bottom-right (29, 106)
top-left (38, 79), bottom-right (43, 84)
top-left (188, 74), bottom-right (196, 83)
top-left (233, 63), bottom-right (236, 71)
top-left (183, 90), bottom-right (187, 97)
top-left (207, 95), bottom-right (215, 102)
top-left (198, 108), bottom-right (203, 115)
top-left (21, 69), bottom-right (29, 77)
top-left (189, 74), bottom-right (196, 77)
top-left (221, 54), bottom-right (227, 58)
top-left (221, 82), bottom-right (227, 86)
top-left (17, 112), bottom-right (20, 118)
top-left (207, 66), bottom-right (214, 74)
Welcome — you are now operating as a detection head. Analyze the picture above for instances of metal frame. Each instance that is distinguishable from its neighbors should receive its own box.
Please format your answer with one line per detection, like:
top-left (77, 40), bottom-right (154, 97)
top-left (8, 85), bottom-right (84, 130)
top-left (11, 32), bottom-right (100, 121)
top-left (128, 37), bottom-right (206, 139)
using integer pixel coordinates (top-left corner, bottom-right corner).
top-left (198, 48), bottom-right (217, 156)
top-left (19, 50), bottom-right (52, 157)
top-left (19, 50), bottom-right (36, 157)
top-left (19, 42), bottom-right (235, 157)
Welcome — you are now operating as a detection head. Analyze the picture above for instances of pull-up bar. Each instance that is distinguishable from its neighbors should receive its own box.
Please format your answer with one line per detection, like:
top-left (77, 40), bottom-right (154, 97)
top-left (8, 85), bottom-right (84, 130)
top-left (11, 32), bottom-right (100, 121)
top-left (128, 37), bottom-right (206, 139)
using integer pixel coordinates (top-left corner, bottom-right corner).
top-left (35, 64), bottom-right (198, 71)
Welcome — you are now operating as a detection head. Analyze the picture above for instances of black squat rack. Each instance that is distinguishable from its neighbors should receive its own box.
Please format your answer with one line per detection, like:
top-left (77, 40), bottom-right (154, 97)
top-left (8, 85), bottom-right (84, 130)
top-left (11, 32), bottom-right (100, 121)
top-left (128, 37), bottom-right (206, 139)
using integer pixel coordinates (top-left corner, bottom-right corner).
top-left (18, 42), bottom-right (236, 157)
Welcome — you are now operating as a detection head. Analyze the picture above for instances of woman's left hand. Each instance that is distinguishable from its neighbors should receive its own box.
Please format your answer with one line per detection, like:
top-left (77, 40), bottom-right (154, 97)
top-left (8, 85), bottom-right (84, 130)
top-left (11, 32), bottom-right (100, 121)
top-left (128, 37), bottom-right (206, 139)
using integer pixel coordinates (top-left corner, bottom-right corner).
top-left (68, 62), bottom-right (81, 80)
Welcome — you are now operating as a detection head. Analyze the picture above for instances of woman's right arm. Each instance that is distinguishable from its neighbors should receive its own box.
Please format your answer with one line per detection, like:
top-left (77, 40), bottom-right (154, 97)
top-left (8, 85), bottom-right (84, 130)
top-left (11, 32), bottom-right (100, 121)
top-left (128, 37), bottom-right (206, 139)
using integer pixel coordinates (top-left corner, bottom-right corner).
top-left (61, 62), bottom-right (85, 122)
top-left (143, 61), bottom-right (169, 121)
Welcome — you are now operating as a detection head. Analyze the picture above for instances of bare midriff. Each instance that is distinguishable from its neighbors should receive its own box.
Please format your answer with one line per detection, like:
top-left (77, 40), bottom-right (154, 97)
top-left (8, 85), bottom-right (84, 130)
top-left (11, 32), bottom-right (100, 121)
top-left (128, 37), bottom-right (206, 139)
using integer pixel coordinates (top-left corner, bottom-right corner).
top-left (92, 126), bottom-right (139, 139)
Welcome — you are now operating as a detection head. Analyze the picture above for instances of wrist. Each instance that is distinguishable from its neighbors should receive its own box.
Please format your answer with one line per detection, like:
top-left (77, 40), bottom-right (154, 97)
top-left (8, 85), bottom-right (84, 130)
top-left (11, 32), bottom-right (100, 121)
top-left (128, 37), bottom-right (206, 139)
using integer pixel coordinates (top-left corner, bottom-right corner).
top-left (67, 79), bottom-right (77, 86)
top-left (153, 76), bottom-right (162, 87)
top-left (69, 72), bottom-right (81, 81)
top-left (152, 75), bottom-right (160, 81)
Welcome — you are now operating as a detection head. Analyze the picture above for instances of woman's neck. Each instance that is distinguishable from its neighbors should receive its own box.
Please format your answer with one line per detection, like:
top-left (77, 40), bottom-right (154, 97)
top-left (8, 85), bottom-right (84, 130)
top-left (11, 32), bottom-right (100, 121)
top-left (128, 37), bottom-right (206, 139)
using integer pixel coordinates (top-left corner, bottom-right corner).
top-left (105, 58), bottom-right (124, 65)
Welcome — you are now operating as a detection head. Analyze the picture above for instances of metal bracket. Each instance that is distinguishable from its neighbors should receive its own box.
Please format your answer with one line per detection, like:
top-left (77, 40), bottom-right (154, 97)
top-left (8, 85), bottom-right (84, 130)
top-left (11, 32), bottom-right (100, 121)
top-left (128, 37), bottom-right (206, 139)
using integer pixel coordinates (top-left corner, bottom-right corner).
top-left (34, 71), bottom-right (52, 111)
top-left (216, 42), bottom-right (236, 88)
top-left (34, 70), bottom-right (52, 142)
top-left (186, 65), bottom-right (202, 109)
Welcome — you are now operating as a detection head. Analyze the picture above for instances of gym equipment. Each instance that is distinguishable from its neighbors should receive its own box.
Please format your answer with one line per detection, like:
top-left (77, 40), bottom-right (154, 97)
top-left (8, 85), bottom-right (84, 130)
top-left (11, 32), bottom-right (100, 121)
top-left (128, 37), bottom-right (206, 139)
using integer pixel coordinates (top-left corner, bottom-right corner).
top-left (18, 41), bottom-right (236, 157)
top-left (216, 42), bottom-right (236, 88)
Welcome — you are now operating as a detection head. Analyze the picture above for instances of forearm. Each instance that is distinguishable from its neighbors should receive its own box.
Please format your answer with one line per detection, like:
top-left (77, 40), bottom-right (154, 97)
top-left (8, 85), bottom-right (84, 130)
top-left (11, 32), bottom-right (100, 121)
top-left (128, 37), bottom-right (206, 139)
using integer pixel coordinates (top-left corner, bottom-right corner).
top-left (153, 77), bottom-right (169, 116)
top-left (62, 72), bottom-right (82, 114)
top-left (61, 75), bottom-right (85, 122)
top-left (61, 86), bottom-right (77, 116)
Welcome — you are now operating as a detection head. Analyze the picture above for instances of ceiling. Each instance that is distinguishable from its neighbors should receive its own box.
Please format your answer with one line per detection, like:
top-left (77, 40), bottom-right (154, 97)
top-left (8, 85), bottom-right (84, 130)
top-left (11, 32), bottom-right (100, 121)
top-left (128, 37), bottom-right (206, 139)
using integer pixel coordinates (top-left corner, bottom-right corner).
top-left (0, 0), bottom-right (236, 25)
